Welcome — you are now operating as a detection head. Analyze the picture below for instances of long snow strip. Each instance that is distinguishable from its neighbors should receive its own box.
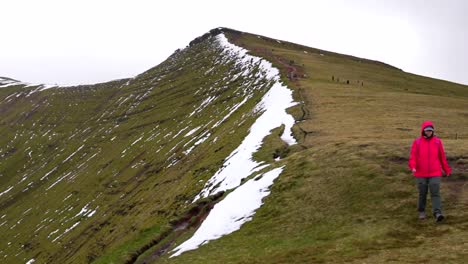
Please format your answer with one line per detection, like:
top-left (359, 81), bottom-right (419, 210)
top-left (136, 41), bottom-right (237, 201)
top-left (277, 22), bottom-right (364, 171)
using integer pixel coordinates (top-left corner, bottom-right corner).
top-left (171, 34), bottom-right (297, 257)
top-left (194, 33), bottom-right (297, 201)
top-left (171, 167), bottom-right (284, 257)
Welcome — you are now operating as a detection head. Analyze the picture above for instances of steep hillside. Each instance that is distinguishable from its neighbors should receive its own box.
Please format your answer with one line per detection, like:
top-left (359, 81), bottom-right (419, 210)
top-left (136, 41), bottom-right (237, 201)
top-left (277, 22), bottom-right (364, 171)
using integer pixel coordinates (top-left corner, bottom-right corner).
top-left (0, 29), bottom-right (298, 263)
top-left (1, 28), bottom-right (468, 264)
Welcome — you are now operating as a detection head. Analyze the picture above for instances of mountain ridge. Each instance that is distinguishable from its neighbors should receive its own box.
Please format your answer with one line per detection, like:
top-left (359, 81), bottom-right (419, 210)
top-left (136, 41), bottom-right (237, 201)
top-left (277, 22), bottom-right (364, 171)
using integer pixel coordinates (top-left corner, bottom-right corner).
top-left (1, 28), bottom-right (467, 264)
top-left (5, 27), bottom-right (467, 90)
top-left (1, 28), bottom-right (301, 263)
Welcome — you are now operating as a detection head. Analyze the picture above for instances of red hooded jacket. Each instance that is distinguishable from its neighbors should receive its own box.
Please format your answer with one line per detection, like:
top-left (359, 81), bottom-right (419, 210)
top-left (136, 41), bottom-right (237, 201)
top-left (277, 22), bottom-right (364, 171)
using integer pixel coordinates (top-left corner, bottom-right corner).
top-left (408, 121), bottom-right (451, 177)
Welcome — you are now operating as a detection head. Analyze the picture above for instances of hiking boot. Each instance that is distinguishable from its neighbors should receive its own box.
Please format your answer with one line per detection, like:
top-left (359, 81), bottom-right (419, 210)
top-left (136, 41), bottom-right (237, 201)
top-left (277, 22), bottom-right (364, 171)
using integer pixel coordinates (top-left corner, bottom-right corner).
top-left (435, 213), bottom-right (445, 222)
top-left (418, 211), bottom-right (426, 220)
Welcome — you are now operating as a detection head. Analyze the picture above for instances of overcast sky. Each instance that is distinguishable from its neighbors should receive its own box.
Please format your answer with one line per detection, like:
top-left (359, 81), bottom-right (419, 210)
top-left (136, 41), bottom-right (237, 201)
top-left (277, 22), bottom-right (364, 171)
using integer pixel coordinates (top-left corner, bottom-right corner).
top-left (1, 0), bottom-right (467, 86)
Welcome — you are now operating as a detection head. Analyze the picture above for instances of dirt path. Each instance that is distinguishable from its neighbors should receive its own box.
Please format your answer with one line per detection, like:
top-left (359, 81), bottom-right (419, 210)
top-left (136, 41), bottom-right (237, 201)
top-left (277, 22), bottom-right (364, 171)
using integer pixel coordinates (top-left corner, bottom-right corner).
top-left (129, 192), bottom-right (224, 264)
top-left (445, 159), bottom-right (468, 206)
top-left (250, 47), bottom-right (312, 142)
top-left (252, 47), bottom-right (302, 81)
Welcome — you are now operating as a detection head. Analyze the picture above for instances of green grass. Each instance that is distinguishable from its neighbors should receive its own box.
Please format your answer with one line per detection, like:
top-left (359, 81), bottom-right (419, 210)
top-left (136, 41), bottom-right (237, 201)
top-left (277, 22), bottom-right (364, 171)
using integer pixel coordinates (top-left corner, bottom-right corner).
top-left (0, 32), bottom-right (276, 263)
top-left (148, 29), bottom-right (468, 263)
top-left (0, 28), bottom-right (467, 264)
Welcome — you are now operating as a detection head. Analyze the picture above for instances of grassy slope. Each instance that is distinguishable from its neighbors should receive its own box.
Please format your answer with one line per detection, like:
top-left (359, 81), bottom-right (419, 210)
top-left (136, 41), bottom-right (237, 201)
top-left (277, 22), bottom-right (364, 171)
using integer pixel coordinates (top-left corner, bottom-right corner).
top-left (0, 28), bottom-right (467, 264)
top-left (0, 33), bottom-right (278, 264)
top-left (151, 30), bottom-right (468, 263)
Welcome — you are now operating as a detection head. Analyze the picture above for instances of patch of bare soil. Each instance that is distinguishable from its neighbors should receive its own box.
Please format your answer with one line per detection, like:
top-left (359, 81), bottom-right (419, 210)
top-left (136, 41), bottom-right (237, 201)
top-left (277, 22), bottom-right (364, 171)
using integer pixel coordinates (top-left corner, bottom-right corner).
top-left (130, 191), bottom-right (225, 264)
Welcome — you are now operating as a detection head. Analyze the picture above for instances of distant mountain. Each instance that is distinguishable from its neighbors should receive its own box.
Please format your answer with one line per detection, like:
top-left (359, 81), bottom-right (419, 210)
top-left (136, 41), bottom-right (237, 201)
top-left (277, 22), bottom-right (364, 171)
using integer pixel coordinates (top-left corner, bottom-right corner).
top-left (1, 28), bottom-right (467, 264)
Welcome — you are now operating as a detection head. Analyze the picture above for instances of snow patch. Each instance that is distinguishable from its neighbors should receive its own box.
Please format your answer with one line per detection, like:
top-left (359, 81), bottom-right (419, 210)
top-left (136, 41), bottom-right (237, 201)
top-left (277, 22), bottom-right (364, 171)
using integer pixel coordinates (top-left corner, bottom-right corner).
top-left (189, 96), bottom-right (217, 117)
top-left (46, 171), bottom-right (73, 190)
top-left (212, 96), bottom-right (249, 129)
top-left (0, 186), bottom-right (13, 197)
top-left (194, 82), bottom-right (296, 200)
top-left (51, 221), bottom-right (80, 242)
top-left (63, 193), bottom-right (73, 201)
top-left (62, 145), bottom-right (84, 163)
top-left (193, 34), bottom-right (297, 201)
top-left (40, 167), bottom-right (57, 181)
top-left (171, 167), bottom-right (284, 257)
top-left (173, 34), bottom-right (297, 257)
top-left (131, 136), bottom-right (144, 146)
top-left (74, 203), bottom-right (98, 218)
top-left (48, 229), bottom-right (59, 239)
top-left (0, 79), bottom-right (24, 88)
top-left (184, 126), bottom-right (201, 137)
top-left (183, 132), bottom-right (211, 155)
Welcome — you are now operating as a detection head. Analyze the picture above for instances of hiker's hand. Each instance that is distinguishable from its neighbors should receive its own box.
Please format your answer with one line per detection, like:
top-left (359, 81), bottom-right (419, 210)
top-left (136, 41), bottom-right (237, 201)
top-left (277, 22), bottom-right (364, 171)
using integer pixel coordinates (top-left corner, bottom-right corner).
top-left (411, 168), bottom-right (416, 173)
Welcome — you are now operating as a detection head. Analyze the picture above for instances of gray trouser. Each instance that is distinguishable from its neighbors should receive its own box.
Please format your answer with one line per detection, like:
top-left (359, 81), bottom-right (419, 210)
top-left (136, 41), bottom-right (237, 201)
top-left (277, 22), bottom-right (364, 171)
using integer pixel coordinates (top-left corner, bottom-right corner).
top-left (416, 177), bottom-right (442, 215)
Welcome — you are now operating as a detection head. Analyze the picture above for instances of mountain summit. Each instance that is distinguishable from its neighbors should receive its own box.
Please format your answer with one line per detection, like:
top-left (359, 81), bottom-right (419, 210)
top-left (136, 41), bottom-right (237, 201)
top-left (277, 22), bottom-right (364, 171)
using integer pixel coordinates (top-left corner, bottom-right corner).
top-left (1, 28), bottom-right (467, 264)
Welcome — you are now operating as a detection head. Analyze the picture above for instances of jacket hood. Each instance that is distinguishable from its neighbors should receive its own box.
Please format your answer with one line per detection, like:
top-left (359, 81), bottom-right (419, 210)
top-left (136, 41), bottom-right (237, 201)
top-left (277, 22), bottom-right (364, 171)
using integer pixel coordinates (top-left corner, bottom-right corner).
top-left (421, 120), bottom-right (434, 136)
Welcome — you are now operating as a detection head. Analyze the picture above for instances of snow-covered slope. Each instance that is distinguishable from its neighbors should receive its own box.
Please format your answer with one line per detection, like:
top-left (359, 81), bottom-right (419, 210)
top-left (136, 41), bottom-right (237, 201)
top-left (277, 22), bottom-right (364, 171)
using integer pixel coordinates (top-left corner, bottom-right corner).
top-left (172, 33), bottom-right (297, 256)
top-left (0, 28), bottom-right (300, 263)
top-left (3, 27), bottom-right (467, 264)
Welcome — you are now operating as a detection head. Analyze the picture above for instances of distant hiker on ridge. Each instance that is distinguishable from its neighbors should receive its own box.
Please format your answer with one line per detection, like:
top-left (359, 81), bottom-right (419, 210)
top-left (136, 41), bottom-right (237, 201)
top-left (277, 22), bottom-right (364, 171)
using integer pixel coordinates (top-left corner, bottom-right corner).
top-left (408, 120), bottom-right (451, 222)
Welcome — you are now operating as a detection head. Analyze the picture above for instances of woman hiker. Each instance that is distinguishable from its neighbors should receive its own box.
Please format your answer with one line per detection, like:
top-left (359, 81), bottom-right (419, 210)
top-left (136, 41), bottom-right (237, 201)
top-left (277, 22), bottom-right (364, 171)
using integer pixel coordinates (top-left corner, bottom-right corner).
top-left (409, 120), bottom-right (451, 222)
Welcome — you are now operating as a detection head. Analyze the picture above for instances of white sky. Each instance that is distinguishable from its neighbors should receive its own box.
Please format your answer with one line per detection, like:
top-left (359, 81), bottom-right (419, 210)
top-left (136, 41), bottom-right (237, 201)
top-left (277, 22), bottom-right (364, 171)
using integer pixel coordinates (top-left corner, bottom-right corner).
top-left (1, 0), bottom-right (467, 86)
